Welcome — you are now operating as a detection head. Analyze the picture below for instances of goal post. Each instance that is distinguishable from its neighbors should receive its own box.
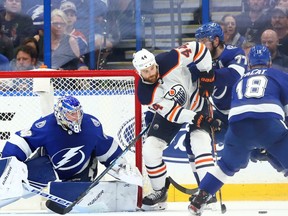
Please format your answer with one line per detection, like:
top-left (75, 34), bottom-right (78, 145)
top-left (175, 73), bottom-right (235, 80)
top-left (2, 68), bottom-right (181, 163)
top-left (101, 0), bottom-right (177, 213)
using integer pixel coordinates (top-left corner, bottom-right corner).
top-left (0, 69), bottom-right (144, 209)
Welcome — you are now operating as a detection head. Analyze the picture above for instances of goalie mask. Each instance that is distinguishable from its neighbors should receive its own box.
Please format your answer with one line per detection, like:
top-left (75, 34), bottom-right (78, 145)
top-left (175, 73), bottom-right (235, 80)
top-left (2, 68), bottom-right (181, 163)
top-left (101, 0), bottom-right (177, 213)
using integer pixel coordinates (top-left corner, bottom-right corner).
top-left (54, 96), bottom-right (83, 133)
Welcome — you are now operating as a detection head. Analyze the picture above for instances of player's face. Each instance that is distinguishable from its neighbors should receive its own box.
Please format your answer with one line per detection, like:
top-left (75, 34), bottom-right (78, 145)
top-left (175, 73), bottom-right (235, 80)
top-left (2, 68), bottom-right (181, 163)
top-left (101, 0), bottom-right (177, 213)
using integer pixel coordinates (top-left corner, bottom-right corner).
top-left (140, 64), bottom-right (159, 84)
top-left (65, 110), bottom-right (82, 122)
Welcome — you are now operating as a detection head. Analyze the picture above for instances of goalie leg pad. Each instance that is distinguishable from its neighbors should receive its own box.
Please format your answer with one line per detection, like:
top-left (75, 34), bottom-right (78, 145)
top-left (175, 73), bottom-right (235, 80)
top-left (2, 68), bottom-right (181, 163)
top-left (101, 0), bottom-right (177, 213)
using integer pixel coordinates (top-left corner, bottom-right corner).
top-left (0, 156), bottom-right (28, 200)
top-left (49, 181), bottom-right (138, 212)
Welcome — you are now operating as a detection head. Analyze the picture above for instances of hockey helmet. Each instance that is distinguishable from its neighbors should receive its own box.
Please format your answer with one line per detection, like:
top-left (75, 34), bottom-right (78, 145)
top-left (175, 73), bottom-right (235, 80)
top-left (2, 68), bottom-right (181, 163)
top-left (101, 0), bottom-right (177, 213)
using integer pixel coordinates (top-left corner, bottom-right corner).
top-left (132, 49), bottom-right (157, 73)
top-left (54, 96), bottom-right (83, 133)
top-left (248, 45), bottom-right (271, 67)
top-left (195, 22), bottom-right (224, 42)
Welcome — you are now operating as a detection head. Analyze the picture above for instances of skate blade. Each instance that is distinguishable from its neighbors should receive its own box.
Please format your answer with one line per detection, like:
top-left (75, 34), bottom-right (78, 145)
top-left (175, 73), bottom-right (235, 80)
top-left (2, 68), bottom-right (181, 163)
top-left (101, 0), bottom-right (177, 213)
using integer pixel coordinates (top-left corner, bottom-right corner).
top-left (140, 202), bottom-right (167, 211)
top-left (205, 202), bottom-right (217, 211)
top-left (188, 204), bottom-right (202, 216)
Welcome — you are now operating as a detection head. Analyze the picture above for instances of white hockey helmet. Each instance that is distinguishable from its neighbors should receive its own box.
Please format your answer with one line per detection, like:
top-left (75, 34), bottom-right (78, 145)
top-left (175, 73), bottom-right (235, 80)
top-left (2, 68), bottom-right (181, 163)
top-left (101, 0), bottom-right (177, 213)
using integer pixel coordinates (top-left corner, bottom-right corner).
top-left (132, 49), bottom-right (157, 73)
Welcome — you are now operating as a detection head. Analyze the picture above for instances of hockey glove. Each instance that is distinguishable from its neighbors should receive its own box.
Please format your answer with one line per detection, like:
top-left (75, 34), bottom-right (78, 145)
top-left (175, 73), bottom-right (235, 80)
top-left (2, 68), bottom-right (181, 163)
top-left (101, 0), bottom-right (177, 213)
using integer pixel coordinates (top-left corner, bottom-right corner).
top-left (199, 70), bottom-right (215, 98)
top-left (192, 112), bottom-right (222, 133)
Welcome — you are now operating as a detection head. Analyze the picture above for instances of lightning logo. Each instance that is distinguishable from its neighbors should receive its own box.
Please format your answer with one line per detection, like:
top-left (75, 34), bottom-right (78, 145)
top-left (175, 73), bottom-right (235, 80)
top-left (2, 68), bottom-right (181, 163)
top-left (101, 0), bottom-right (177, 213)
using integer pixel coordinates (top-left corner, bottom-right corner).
top-left (30, 5), bottom-right (43, 22)
top-left (53, 146), bottom-right (85, 170)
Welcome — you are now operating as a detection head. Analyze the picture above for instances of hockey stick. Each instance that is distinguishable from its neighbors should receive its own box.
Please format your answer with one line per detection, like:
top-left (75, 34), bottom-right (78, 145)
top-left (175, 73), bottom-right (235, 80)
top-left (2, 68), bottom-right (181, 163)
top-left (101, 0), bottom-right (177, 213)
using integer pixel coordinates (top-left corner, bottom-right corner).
top-left (22, 181), bottom-right (72, 207)
top-left (168, 176), bottom-right (198, 195)
top-left (46, 124), bottom-right (150, 215)
top-left (207, 99), bottom-right (227, 214)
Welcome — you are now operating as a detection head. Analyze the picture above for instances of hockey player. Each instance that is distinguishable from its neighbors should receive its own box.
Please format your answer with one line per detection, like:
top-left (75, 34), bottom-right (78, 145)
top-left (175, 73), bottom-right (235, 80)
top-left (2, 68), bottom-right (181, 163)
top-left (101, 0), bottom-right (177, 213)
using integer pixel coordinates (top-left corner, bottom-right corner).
top-left (194, 22), bottom-right (247, 149)
top-left (181, 22), bottom-right (248, 205)
top-left (132, 43), bottom-right (222, 210)
top-left (0, 96), bottom-right (137, 209)
top-left (188, 45), bottom-right (288, 215)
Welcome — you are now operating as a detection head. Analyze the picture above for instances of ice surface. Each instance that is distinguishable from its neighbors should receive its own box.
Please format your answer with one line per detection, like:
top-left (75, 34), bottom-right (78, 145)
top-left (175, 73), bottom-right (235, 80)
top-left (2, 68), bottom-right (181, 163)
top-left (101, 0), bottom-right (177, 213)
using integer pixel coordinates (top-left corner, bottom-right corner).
top-left (0, 201), bottom-right (287, 216)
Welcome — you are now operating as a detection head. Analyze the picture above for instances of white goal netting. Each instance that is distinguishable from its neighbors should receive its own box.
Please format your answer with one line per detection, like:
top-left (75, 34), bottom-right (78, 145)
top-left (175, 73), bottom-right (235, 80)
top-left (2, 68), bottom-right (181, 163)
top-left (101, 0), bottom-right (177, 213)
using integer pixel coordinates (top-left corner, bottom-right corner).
top-left (0, 69), bottom-right (146, 211)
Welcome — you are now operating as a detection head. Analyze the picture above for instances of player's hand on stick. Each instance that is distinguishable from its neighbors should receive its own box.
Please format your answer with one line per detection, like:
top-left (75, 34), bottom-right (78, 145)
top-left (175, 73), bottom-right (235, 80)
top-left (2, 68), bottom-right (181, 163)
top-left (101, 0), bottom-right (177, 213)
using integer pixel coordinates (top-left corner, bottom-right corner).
top-left (193, 112), bottom-right (222, 133)
top-left (199, 70), bottom-right (215, 98)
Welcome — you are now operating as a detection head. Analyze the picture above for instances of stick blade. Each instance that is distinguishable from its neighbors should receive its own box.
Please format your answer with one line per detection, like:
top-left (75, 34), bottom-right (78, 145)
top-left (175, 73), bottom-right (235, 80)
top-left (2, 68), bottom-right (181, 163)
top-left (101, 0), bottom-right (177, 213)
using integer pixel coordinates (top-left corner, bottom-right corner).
top-left (46, 200), bottom-right (73, 215)
top-left (168, 176), bottom-right (198, 195)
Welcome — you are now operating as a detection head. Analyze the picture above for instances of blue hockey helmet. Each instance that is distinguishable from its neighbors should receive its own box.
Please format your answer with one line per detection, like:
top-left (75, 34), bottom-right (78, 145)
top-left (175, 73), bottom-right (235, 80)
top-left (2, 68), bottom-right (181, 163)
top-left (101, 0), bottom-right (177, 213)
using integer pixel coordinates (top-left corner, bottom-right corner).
top-left (54, 96), bottom-right (83, 133)
top-left (248, 45), bottom-right (271, 67)
top-left (195, 22), bottom-right (224, 42)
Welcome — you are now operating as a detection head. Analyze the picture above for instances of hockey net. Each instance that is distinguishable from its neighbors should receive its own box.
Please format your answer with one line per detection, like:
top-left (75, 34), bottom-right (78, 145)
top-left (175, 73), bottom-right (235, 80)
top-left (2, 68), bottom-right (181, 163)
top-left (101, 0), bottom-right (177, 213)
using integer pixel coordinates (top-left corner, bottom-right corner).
top-left (0, 69), bottom-right (147, 211)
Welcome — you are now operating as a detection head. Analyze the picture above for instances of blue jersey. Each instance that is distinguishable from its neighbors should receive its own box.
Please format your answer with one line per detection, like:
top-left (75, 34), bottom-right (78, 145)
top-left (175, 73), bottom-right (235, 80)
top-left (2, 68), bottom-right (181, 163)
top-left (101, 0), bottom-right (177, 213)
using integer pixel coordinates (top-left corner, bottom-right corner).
top-left (213, 45), bottom-right (247, 115)
top-left (1, 113), bottom-right (122, 180)
top-left (229, 67), bottom-right (288, 123)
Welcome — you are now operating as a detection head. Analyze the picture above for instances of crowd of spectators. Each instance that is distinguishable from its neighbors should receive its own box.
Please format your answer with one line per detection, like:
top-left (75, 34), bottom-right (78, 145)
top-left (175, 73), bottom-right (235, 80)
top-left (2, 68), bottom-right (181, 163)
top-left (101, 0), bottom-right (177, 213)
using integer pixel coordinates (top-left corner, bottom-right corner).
top-left (0, 0), bottom-right (288, 73)
top-left (218, 0), bottom-right (288, 72)
top-left (0, 0), bottom-right (115, 71)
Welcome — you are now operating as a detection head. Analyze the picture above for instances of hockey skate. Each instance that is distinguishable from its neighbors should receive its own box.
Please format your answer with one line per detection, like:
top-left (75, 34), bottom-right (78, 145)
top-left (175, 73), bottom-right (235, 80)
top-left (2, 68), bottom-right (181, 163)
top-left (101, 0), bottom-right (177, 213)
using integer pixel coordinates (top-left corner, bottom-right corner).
top-left (188, 189), bottom-right (211, 216)
top-left (189, 193), bottom-right (217, 211)
top-left (141, 178), bottom-right (170, 211)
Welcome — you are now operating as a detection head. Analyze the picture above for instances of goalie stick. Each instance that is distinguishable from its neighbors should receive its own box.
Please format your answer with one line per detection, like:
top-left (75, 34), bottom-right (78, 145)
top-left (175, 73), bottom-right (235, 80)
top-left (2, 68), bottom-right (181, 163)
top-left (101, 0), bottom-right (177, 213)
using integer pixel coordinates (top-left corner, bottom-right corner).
top-left (168, 176), bottom-right (198, 195)
top-left (22, 181), bottom-right (72, 207)
top-left (46, 124), bottom-right (150, 215)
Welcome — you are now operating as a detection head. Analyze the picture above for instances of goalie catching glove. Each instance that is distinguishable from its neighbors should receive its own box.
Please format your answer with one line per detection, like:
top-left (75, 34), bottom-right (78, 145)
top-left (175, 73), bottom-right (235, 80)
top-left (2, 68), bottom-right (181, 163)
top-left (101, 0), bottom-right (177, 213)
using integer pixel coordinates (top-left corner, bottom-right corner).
top-left (108, 156), bottom-right (143, 186)
top-left (199, 70), bottom-right (215, 98)
top-left (193, 112), bottom-right (222, 133)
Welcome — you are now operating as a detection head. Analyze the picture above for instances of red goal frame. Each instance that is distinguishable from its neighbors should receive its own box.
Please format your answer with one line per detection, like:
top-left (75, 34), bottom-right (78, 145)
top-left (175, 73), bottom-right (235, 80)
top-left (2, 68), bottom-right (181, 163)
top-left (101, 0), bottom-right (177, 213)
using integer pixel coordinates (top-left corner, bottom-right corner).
top-left (0, 69), bottom-right (143, 207)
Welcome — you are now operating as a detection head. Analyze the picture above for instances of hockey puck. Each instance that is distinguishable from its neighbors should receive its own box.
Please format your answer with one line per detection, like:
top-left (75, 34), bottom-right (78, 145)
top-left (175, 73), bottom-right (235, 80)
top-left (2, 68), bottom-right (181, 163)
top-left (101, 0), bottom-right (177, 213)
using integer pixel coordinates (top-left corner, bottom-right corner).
top-left (258, 210), bottom-right (267, 214)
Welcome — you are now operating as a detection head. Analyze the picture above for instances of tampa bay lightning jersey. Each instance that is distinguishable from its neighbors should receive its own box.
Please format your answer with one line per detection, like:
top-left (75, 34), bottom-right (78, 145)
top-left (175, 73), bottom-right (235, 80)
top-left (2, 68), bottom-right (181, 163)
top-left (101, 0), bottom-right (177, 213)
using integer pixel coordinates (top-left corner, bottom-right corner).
top-left (228, 67), bottom-right (288, 123)
top-left (1, 113), bottom-right (122, 180)
top-left (212, 45), bottom-right (247, 114)
top-left (137, 41), bottom-right (212, 124)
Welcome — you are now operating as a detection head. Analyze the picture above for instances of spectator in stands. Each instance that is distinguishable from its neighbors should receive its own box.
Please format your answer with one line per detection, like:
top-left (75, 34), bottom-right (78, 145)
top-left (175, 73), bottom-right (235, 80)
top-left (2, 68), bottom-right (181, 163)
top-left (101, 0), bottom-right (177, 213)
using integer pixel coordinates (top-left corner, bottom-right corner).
top-left (26, 4), bottom-right (44, 61)
top-left (235, 0), bottom-right (271, 43)
top-left (270, 6), bottom-right (288, 56)
top-left (21, 37), bottom-right (43, 67)
top-left (0, 17), bottom-right (13, 60)
top-left (277, 0), bottom-right (288, 8)
top-left (10, 45), bottom-right (38, 71)
top-left (261, 29), bottom-right (288, 72)
top-left (0, 0), bottom-right (35, 48)
top-left (221, 14), bottom-right (246, 47)
top-left (51, 9), bottom-right (86, 70)
top-left (61, 0), bottom-right (114, 69)
top-left (0, 53), bottom-right (10, 70)
top-left (59, 1), bottom-right (88, 57)
top-left (241, 41), bottom-right (255, 58)
top-left (0, 53), bottom-right (12, 90)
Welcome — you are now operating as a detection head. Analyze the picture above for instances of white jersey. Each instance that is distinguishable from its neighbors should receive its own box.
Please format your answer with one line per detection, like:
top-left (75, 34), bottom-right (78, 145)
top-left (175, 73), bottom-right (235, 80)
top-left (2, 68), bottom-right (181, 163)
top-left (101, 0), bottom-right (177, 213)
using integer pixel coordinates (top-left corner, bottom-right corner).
top-left (137, 41), bottom-right (212, 124)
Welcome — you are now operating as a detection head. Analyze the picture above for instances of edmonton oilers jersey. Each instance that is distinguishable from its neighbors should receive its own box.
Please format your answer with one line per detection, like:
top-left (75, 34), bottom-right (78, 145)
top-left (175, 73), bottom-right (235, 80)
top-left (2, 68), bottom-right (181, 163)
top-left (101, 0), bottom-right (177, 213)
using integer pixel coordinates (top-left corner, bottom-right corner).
top-left (2, 113), bottom-right (122, 180)
top-left (137, 42), bottom-right (212, 124)
top-left (228, 67), bottom-right (288, 123)
top-left (212, 45), bottom-right (247, 115)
